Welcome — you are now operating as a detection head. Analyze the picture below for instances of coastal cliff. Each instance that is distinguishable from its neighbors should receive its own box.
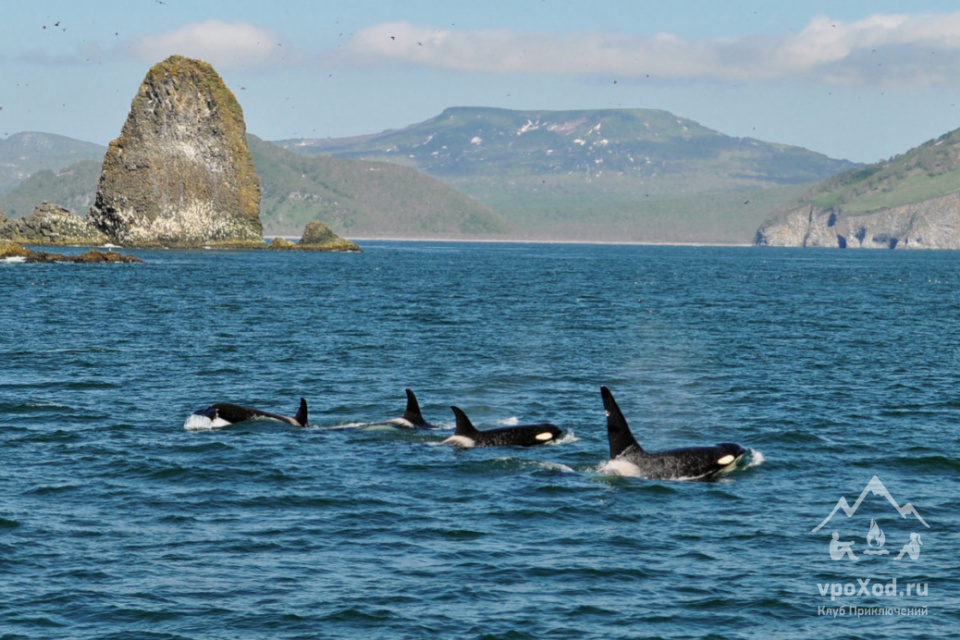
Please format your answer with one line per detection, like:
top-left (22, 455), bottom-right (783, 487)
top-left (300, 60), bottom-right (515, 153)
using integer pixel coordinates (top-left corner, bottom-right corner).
top-left (755, 195), bottom-right (960, 249)
top-left (88, 55), bottom-right (262, 247)
top-left (755, 126), bottom-right (960, 249)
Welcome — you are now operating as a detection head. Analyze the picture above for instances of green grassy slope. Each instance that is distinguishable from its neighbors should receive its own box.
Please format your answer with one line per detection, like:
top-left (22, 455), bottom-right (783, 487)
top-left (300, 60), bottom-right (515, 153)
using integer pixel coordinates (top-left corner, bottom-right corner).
top-left (0, 159), bottom-right (101, 218)
top-left (778, 126), bottom-right (960, 219)
top-left (498, 183), bottom-right (811, 244)
top-left (247, 135), bottom-right (511, 237)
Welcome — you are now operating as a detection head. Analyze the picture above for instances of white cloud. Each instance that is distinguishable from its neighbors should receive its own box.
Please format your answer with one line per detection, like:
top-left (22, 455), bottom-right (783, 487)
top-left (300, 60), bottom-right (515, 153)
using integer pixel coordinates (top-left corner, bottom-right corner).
top-left (338, 14), bottom-right (960, 87)
top-left (127, 21), bottom-right (292, 69)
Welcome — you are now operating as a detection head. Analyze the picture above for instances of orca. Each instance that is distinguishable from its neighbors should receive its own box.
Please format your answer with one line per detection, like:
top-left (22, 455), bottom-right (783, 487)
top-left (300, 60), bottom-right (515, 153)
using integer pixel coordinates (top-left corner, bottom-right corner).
top-left (367, 388), bottom-right (436, 428)
top-left (191, 398), bottom-right (309, 428)
top-left (600, 386), bottom-right (744, 480)
top-left (442, 406), bottom-right (562, 448)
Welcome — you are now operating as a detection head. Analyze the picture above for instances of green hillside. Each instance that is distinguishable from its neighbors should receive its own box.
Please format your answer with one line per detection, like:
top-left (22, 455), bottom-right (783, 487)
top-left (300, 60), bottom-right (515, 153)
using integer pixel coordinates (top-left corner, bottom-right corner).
top-left (0, 132), bottom-right (105, 195)
top-left (791, 127), bottom-right (960, 216)
top-left (247, 135), bottom-right (510, 237)
top-left (0, 159), bottom-right (101, 218)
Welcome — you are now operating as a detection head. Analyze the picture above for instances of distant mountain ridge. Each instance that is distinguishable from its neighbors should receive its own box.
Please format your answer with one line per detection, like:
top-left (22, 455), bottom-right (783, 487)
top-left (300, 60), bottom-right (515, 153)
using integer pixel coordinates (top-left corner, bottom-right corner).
top-left (280, 107), bottom-right (857, 187)
top-left (756, 125), bottom-right (960, 249)
top-left (277, 106), bottom-right (861, 242)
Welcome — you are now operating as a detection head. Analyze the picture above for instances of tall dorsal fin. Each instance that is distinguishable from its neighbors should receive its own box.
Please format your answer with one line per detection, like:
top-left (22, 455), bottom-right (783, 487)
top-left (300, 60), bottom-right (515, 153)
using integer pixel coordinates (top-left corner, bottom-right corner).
top-left (601, 386), bottom-right (642, 457)
top-left (451, 406), bottom-right (480, 437)
top-left (294, 398), bottom-right (309, 427)
top-left (402, 388), bottom-right (427, 427)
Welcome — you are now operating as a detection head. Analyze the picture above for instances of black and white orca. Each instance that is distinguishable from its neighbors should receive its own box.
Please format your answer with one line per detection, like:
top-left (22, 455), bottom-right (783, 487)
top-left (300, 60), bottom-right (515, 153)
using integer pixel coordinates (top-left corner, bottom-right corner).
top-left (191, 398), bottom-right (309, 428)
top-left (600, 386), bottom-right (744, 480)
top-left (367, 389), bottom-right (436, 428)
top-left (442, 406), bottom-right (562, 448)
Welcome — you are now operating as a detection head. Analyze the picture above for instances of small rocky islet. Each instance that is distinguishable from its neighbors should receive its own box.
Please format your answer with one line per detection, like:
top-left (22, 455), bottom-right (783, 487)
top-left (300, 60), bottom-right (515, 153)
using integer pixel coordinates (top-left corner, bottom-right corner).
top-left (0, 239), bottom-right (142, 263)
top-left (0, 55), bottom-right (359, 255)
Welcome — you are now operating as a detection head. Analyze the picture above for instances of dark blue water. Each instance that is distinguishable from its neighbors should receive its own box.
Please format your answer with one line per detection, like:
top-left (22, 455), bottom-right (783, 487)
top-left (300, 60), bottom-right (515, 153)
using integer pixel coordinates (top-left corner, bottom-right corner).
top-left (2, 242), bottom-right (958, 639)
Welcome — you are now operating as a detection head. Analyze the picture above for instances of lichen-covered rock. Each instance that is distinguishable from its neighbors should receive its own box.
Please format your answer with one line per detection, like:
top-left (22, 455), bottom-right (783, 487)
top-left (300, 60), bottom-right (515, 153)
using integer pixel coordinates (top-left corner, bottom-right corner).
top-left (0, 202), bottom-right (109, 245)
top-left (0, 208), bottom-right (15, 239)
top-left (0, 239), bottom-right (29, 259)
top-left (71, 249), bottom-right (144, 263)
top-left (267, 237), bottom-right (298, 249)
top-left (88, 55), bottom-right (263, 247)
top-left (755, 193), bottom-right (960, 250)
top-left (295, 221), bottom-right (361, 252)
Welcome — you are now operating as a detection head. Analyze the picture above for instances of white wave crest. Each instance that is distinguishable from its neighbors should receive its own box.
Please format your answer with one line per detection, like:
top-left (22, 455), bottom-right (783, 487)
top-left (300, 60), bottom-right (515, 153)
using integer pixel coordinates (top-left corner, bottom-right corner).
top-left (533, 460), bottom-right (576, 473)
top-left (324, 421), bottom-right (370, 430)
top-left (551, 429), bottom-right (579, 445)
top-left (183, 414), bottom-right (229, 431)
top-left (747, 449), bottom-right (765, 468)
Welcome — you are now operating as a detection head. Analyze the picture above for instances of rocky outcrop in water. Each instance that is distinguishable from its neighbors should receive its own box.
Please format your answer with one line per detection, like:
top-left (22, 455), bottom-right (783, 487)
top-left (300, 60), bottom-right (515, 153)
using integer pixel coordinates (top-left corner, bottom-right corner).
top-left (755, 194), bottom-right (960, 250)
top-left (297, 221), bottom-right (361, 251)
top-left (0, 202), bottom-right (108, 245)
top-left (267, 221), bottom-right (361, 252)
top-left (0, 240), bottom-right (142, 263)
top-left (88, 55), bottom-right (262, 247)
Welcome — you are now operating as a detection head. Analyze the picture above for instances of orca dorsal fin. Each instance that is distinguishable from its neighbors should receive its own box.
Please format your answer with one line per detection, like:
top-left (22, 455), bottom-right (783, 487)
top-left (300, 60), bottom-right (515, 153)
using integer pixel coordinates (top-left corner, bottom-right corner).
top-left (294, 398), bottom-right (309, 427)
top-left (601, 386), bottom-right (642, 457)
top-left (451, 406), bottom-right (480, 437)
top-left (402, 388), bottom-right (427, 427)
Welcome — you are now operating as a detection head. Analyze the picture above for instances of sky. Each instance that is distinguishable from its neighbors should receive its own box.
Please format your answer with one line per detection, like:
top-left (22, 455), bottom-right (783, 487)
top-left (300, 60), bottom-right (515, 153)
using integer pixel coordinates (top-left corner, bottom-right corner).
top-left (6, 1), bottom-right (960, 163)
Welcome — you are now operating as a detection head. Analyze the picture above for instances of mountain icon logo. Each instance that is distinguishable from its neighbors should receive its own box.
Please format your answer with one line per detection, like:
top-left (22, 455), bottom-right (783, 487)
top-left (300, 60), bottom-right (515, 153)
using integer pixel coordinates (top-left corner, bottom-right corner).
top-left (813, 476), bottom-right (930, 563)
top-left (812, 475), bottom-right (929, 533)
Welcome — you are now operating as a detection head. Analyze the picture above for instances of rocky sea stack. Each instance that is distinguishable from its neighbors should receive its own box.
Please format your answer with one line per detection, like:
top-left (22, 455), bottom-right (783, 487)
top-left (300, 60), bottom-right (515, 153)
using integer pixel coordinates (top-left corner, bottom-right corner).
top-left (88, 55), bottom-right (262, 247)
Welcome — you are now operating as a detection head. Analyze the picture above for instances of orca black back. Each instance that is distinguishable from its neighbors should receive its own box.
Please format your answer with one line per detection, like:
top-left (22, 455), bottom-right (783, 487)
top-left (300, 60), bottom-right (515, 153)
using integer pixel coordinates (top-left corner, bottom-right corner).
top-left (191, 397), bottom-right (308, 427)
top-left (448, 406), bottom-right (562, 447)
top-left (599, 386), bottom-right (745, 480)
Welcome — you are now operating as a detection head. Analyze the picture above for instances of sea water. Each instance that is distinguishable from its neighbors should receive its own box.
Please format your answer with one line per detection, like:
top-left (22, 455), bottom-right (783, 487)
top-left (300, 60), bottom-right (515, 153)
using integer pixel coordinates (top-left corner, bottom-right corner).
top-left (1, 242), bottom-right (958, 638)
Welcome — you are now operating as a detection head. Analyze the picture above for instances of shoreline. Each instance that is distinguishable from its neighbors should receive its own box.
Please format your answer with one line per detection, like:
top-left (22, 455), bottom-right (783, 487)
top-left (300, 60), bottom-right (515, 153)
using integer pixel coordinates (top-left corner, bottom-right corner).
top-left (337, 235), bottom-right (755, 248)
